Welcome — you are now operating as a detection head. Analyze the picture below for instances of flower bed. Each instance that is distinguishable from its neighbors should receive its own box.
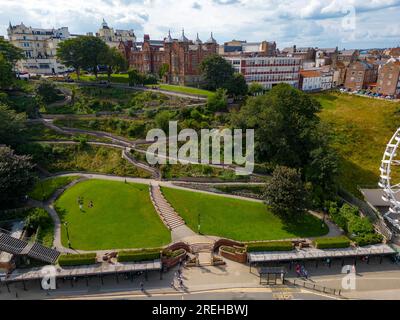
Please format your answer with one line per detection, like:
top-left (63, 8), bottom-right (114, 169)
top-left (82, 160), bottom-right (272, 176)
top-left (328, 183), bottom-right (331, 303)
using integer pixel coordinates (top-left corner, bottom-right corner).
top-left (219, 245), bottom-right (247, 263)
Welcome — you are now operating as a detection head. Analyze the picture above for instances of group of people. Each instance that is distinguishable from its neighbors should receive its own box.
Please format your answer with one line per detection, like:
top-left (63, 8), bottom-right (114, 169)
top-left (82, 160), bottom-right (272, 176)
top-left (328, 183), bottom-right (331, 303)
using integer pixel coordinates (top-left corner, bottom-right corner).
top-left (77, 196), bottom-right (94, 212)
top-left (295, 264), bottom-right (309, 279)
top-left (171, 261), bottom-right (185, 290)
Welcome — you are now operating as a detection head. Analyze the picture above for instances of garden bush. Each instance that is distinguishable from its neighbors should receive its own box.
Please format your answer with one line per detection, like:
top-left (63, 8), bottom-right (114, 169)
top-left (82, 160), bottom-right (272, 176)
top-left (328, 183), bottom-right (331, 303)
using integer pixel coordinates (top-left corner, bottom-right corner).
top-left (353, 233), bottom-right (383, 247)
top-left (245, 241), bottom-right (293, 252)
top-left (118, 248), bottom-right (162, 262)
top-left (313, 236), bottom-right (351, 249)
top-left (58, 253), bottom-right (97, 266)
top-left (162, 248), bottom-right (185, 258)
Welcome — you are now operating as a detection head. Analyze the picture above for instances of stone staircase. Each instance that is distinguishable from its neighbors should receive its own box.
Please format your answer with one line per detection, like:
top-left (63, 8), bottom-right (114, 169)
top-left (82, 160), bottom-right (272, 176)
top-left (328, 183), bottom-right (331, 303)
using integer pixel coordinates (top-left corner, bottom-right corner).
top-left (150, 184), bottom-right (185, 230)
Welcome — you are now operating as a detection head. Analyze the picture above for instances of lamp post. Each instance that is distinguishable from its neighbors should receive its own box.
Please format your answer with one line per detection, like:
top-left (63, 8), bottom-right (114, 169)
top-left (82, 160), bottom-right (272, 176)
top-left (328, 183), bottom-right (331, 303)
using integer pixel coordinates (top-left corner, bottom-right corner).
top-left (198, 213), bottom-right (201, 235)
top-left (64, 222), bottom-right (71, 248)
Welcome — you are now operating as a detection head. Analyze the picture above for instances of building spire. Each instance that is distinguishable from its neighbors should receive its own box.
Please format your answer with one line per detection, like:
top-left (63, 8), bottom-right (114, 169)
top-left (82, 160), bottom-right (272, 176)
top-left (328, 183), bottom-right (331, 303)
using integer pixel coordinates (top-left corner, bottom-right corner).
top-left (165, 29), bottom-right (173, 43)
top-left (206, 32), bottom-right (216, 44)
top-left (179, 28), bottom-right (189, 42)
top-left (195, 32), bottom-right (202, 45)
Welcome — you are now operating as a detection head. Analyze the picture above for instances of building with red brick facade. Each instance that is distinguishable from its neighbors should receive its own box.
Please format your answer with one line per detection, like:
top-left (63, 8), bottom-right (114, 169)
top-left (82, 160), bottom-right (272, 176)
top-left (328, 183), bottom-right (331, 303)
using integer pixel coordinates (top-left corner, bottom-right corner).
top-left (376, 60), bottom-right (400, 97)
top-left (119, 30), bottom-right (218, 86)
top-left (344, 61), bottom-right (378, 91)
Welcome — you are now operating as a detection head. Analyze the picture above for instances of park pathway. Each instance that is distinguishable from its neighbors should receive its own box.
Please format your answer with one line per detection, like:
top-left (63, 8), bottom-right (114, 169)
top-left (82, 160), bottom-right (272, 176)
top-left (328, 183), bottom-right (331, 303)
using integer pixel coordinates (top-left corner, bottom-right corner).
top-left (149, 183), bottom-right (187, 231)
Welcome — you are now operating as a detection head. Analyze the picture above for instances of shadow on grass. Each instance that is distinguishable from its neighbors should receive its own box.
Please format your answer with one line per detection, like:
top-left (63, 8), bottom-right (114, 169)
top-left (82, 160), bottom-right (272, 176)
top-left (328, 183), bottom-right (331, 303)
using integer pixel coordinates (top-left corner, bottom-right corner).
top-left (281, 214), bottom-right (329, 238)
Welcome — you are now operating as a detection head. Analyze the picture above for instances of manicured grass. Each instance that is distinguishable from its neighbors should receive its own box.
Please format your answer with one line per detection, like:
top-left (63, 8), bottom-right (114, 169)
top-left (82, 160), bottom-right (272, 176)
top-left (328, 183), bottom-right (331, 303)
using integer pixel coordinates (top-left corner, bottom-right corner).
top-left (162, 187), bottom-right (328, 241)
top-left (29, 176), bottom-right (80, 201)
top-left (316, 92), bottom-right (400, 196)
top-left (70, 73), bottom-right (129, 84)
top-left (149, 84), bottom-right (215, 98)
top-left (55, 180), bottom-right (171, 250)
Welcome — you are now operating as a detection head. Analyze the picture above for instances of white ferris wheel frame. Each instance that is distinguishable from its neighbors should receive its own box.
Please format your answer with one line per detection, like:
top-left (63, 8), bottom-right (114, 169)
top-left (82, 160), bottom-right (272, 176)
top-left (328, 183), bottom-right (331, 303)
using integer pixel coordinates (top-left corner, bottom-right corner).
top-left (379, 127), bottom-right (400, 214)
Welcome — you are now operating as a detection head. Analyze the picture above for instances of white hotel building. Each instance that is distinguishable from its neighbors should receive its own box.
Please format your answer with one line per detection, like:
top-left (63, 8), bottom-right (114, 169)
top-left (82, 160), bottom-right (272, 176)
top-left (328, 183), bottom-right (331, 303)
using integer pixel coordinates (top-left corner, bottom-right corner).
top-left (224, 55), bottom-right (301, 89)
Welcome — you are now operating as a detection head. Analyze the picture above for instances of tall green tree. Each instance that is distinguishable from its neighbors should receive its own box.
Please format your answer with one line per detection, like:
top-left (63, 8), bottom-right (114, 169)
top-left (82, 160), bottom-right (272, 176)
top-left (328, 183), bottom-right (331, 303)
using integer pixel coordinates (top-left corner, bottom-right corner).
top-left (248, 82), bottom-right (264, 96)
top-left (57, 37), bottom-right (85, 79)
top-left (0, 104), bottom-right (26, 147)
top-left (0, 146), bottom-right (36, 208)
top-left (158, 63), bottom-right (169, 80)
top-left (231, 83), bottom-right (321, 168)
top-left (99, 47), bottom-right (127, 82)
top-left (264, 166), bottom-right (308, 220)
top-left (80, 36), bottom-right (109, 79)
top-left (0, 53), bottom-right (13, 90)
top-left (206, 88), bottom-right (228, 112)
top-left (200, 54), bottom-right (234, 91)
top-left (0, 38), bottom-right (23, 66)
top-left (225, 73), bottom-right (248, 97)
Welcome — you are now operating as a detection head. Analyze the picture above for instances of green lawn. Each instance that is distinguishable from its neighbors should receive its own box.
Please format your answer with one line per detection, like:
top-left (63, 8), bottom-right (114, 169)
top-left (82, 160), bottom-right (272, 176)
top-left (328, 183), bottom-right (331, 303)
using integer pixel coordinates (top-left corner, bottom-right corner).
top-left (29, 176), bottom-right (80, 201)
top-left (55, 180), bottom-right (171, 250)
top-left (316, 92), bottom-right (400, 196)
top-left (162, 187), bottom-right (328, 241)
top-left (149, 84), bottom-right (215, 98)
top-left (70, 73), bottom-right (129, 84)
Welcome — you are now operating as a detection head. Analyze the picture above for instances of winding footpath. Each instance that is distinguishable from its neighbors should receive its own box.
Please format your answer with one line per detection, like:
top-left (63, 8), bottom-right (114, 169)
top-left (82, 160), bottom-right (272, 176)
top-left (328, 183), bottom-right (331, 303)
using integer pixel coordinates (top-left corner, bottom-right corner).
top-left (33, 172), bottom-right (341, 256)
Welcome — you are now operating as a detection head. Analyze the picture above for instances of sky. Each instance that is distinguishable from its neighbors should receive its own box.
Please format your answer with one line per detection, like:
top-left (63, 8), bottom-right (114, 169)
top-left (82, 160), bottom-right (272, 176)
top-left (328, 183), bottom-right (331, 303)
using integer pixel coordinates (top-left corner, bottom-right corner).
top-left (0, 0), bottom-right (399, 49)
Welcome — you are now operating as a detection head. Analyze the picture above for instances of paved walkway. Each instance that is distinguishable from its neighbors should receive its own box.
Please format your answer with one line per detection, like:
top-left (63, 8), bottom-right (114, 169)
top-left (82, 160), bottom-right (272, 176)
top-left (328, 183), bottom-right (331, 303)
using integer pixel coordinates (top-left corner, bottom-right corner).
top-left (28, 172), bottom-right (338, 255)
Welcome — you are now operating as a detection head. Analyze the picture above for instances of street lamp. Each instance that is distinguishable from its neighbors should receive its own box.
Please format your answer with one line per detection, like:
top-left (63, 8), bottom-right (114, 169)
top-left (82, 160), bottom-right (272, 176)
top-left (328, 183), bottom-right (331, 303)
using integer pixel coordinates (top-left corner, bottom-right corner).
top-left (64, 222), bottom-right (71, 248)
top-left (198, 213), bottom-right (201, 235)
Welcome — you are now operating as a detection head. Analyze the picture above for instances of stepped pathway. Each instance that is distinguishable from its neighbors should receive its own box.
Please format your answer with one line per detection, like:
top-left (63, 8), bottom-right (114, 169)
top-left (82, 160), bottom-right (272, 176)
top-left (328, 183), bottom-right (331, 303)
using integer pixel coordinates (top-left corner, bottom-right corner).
top-left (150, 184), bottom-right (186, 230)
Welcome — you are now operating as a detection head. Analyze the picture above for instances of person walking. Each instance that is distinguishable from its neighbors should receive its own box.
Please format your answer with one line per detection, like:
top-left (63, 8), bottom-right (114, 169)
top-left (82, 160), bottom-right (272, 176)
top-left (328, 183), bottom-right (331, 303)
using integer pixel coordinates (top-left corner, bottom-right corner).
top-left (140, 282), bottom-right (144, 292)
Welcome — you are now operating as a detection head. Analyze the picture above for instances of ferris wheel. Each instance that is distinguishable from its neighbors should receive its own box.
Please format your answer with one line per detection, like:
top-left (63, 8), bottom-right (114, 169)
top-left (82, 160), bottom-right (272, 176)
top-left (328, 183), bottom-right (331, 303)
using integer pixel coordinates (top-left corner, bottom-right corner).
top-left (379, 128), bottom-right (400, 230)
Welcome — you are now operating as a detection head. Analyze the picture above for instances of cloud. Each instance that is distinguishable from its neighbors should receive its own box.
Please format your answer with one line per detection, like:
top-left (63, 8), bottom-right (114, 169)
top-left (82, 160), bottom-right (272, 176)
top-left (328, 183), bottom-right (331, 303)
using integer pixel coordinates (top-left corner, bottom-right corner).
top-left (1, 0), bottom-right (399, 49)
top-left (192, 2), bottom-right (202, 10)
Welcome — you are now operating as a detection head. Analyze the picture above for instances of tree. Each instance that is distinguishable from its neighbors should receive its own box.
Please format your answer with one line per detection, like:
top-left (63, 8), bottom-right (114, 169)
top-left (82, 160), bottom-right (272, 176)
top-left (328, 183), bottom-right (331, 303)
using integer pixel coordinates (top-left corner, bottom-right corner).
top-left (231, 83), bottom-right (321, 168)
top-left (35, 80), bottom-right (61, 104)
top-left (158, 63), bottom-right (169, 80)
top-left (155, 110), bottom-right (173, 132)
top-left (80, 36), bottom-right (109, 79)
top-left (225, 73), bottom-right (248, 97)
top-left (100, 47), bottom-right (127, 82)
top-left (0, 104), bottom-right (26, 147)
top-left (206, 88), bottom-right (228, 112)
top-left (264, 166), bottom-right (308, 220)
top-left (128, 68), bottom-right (144, 86)
top-left (248, 82), bottom-right (264, 96)
top-left (0, 53), bottom-right (13, 90)
top-left (0, 146), bottom-right (36, 208)
top-left (0, 38), bottom-right (23, 66)
top-left (57, 37), bottom-right (85, 79)
top-left (200, 54), bottom-right (234, 91)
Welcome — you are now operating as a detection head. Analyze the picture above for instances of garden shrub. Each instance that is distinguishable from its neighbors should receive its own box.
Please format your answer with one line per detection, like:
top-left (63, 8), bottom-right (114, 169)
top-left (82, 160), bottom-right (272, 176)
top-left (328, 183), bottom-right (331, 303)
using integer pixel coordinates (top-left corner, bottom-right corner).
top-left (162, 249), bottom-right (185, 258)
top-left (313, 236), bottom-right (351, 249)
top-left (58, 253), bottom-right (97, 266)
top-left (118, 248), bottom-right (162, 262)
top-left (353, 233), bottom-right (383, 247)
top-left (246, 241), bottom-right (293, 252)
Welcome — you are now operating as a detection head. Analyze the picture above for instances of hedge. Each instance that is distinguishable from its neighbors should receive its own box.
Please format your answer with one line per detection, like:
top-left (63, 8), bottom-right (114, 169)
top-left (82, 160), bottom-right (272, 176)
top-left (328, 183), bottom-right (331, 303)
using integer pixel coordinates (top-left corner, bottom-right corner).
top-left (162, 249), bottom-right (186, 258)
top-left (353, 233), bottom-right (383, 247)
top-left (118, 248), bottom-right (161, 262)
top-left (245, 241), bottom-right (293, 252)
top-left (58, 253), bottom-right (97, 266)
top-left (313, 236), bottom-right (351, 249)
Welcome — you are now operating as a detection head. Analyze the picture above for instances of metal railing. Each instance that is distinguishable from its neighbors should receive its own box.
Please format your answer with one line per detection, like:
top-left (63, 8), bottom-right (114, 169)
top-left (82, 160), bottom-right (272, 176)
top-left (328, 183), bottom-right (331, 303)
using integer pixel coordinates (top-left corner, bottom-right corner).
top-left (286, 278), bottom-right (342, 296)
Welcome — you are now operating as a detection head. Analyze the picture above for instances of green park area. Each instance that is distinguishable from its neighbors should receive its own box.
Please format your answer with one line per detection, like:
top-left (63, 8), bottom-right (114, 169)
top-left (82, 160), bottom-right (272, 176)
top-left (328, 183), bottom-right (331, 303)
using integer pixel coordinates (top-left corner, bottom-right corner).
top-left (149, 84), bottom-right (215, 98)
top-left (55, 180), bottom-right (171, 250)
top-left (161, 187), bottom-right (328, 241)
top-left (317, 92), bottom-right (400, 195)
top-left (29, 175), bottom-right (80, 201)
top-left (70, 73), bottom-right (129, 84)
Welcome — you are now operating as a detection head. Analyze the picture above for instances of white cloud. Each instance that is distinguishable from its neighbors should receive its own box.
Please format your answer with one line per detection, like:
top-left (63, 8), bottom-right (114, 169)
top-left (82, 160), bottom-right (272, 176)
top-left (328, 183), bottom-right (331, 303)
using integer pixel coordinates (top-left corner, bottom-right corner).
top-left (0, 0), bottom-right (399, 48)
